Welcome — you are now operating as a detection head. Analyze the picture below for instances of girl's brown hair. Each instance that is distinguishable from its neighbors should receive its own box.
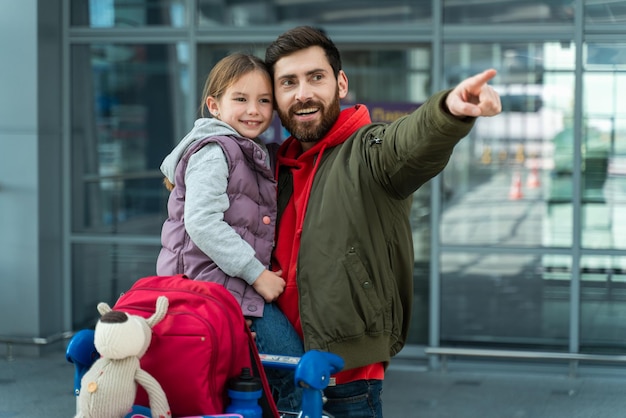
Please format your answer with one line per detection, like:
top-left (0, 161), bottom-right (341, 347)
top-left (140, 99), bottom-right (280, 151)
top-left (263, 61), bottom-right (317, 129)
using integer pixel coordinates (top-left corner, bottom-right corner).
top-left (199, 53), bottom-right (271, 117)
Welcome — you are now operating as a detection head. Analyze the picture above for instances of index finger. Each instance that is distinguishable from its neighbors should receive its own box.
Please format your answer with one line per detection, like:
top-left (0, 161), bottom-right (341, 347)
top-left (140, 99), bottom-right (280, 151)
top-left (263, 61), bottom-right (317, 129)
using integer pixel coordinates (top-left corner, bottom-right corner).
top-left (466, 68), bottom-right (497, 91)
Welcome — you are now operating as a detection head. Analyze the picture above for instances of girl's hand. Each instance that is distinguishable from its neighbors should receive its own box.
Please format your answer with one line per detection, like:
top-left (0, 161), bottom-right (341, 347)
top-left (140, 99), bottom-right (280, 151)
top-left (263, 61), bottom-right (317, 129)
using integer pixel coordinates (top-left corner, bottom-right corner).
top-left (252, 269), bottom-right (285, 302)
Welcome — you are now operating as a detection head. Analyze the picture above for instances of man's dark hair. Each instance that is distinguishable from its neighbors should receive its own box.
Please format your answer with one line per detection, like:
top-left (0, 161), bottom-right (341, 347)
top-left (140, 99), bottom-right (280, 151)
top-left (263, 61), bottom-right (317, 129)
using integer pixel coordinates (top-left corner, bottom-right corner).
top-left (265, 26), bottom-right (342, 78)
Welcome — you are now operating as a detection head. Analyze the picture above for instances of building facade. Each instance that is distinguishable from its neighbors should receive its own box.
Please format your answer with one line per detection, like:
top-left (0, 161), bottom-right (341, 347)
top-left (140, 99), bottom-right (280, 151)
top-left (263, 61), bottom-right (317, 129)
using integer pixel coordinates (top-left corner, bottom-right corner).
top-left (2, 0), bottom-right (626, 369)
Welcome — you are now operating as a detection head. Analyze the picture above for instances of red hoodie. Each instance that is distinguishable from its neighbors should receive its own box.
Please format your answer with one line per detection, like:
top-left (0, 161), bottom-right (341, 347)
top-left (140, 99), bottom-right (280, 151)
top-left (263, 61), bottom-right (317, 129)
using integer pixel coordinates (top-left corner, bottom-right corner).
top-left (272, 105), bottom-right (384, 384)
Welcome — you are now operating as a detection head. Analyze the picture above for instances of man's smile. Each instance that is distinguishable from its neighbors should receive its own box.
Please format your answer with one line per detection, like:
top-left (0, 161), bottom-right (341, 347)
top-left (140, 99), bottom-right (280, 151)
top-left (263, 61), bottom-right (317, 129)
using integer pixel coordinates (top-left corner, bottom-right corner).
top-left (294, 107), bottom-right (319, 115)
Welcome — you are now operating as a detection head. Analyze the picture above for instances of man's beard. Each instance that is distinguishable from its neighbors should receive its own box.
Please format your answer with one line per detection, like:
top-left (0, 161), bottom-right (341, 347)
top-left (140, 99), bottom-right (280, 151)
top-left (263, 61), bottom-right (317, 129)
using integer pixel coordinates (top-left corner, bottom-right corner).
top-left (277, 92), bottom-right (341, 143)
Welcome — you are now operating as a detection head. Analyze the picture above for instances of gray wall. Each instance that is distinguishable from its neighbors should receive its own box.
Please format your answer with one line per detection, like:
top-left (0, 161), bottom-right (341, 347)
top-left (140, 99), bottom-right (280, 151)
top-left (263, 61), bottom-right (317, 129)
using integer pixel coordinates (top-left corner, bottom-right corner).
top-left (0, 0), bottom-right (65, 355)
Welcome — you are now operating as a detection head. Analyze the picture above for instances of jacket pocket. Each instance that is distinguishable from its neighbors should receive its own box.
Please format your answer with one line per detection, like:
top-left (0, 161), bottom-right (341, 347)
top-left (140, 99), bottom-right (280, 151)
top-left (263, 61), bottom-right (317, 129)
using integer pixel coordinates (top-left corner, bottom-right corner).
top-left (385, 241), bottom-right (403, 336)
top-left (342, 247), bottom-right (384, 334)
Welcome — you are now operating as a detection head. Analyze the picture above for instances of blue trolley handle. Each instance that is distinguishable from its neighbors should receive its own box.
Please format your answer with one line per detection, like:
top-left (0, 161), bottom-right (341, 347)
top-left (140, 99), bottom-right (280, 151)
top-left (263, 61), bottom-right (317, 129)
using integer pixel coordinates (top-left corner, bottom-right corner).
top-left (259, 350), bottom-right (345, 418)
top-left (65, 329), bottom-right (99, 397)
top-left (294, 351), bottom-right (344, 418)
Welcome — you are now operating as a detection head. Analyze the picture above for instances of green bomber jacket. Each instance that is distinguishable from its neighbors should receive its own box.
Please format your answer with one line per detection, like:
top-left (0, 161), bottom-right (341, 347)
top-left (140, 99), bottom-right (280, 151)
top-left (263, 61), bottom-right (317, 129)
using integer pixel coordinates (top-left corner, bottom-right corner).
top-left (277, 89), bottom-right (476, 371)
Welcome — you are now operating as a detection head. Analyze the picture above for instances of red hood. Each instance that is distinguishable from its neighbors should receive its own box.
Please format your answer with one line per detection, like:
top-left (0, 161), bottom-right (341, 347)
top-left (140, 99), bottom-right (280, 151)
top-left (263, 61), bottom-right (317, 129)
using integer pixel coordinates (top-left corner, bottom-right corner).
top-left (276, 104), bottom-right (372, 166)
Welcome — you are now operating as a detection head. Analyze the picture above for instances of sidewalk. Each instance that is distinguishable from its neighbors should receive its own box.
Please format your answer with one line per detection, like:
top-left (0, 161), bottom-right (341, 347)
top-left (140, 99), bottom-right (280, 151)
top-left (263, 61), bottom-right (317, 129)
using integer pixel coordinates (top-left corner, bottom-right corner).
top-left (3, 345), bottom-right (626, 417)
top-left (1, 346), bottom-right (75, 417)
top-left (384, 359), bottom-right (626, 417)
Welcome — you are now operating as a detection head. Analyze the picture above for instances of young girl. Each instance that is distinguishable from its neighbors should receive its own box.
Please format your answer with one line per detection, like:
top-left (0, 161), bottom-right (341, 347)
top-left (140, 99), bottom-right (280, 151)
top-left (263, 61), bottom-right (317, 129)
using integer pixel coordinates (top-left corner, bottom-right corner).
top-left (156, 53), bottom-right (285, 317)
top-left (157, 53), bottom-right (304, 413)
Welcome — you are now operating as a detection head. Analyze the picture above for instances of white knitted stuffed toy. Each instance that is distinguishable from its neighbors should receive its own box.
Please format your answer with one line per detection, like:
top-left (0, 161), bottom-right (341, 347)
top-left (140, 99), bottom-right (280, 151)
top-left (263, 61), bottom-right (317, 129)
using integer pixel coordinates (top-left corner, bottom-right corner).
top-left (75, 296), bottom-right (171, 418)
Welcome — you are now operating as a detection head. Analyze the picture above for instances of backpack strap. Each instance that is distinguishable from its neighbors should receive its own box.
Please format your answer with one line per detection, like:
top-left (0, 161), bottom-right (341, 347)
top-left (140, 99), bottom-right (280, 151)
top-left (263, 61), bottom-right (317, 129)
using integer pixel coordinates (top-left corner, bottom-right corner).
top-left (245, 325), bottom-right (280, 418)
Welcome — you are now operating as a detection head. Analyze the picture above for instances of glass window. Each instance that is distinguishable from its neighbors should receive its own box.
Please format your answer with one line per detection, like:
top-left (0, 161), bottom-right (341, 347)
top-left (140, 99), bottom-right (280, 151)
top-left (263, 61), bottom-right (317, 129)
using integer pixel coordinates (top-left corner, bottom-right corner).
top-left (72, 243), bottom-right (161, 329)
top-left (444, 0), bottom-right (574, 24)
top-left (585, 0), bottom-right (626, 24)
top-left (197, 0), bottom-right (431, 26)
top-left (341, 47), bottom-right (431, 103)
top-left (71, 43), bottom-right (189, 234)
top-left (441, 42), bottom-right (576, 248)
top-left (580, 255), bottom-right (626, 354)
top-left (71, 0), bottom-right (187, 27)
top-left (441, 252), bottom-right (570, 348)
top-left (582, 43), bottom-right (626, 249)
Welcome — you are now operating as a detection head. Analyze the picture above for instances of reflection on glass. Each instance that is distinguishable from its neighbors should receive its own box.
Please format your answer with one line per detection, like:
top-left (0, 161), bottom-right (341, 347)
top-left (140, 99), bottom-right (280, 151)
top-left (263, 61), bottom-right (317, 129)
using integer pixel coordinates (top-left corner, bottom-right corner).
top-left (582, 43), bottom-right (626, 249)
top-left (585, 0), bottom-right (626, 24)
top-left (441, 252), bottom-right (570, 347)
top-left (71, 0), bottom-right (187, 27)
top-left (197, 0), bottom-right (431, 26)
top-left (72, 244), bottom-right (161, 329)
top-left (342, 48), bottom-right (431, 103)
top-left (580, 255), bottom-right (626, 353)
top-left (71, 43), bottom-right (189, 234)
top-left (443, 0), bottom-right (574, 24)
top-left (441, 42), bottom-right (575, 247)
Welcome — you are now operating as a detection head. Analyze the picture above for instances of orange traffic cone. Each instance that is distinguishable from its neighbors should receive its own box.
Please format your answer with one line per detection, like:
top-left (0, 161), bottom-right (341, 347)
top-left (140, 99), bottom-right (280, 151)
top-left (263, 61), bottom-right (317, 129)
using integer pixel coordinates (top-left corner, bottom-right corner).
top-left (526, 165), bottom-right (540, 189)
top-left (508, 172), bottom-right (523, 200)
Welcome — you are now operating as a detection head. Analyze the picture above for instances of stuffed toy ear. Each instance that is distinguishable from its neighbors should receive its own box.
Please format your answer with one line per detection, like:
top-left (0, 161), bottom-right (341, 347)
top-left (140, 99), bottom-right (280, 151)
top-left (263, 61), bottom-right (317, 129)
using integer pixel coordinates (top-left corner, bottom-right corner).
top-left (146, 296), bottom-right (169, 328)
top-left (97, 302), bottom-right (112, 316)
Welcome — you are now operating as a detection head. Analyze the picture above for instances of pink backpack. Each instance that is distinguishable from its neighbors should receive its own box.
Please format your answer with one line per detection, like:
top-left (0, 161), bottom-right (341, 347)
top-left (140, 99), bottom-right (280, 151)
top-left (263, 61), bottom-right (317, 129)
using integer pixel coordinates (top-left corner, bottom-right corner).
top-left (112, 274), bottom-right (278, 417)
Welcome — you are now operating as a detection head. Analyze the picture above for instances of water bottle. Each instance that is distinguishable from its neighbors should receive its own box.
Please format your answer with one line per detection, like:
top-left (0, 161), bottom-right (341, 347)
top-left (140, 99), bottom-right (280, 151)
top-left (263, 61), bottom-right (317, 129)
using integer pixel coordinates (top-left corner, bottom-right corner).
top-left (224, 367), bottom-right (263, 418)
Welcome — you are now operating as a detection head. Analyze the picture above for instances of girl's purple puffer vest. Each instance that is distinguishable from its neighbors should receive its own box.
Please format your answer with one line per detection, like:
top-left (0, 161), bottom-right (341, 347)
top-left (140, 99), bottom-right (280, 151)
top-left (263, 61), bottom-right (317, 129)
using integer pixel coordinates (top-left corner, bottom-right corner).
top-left (156, 135), bottom-right (277, 317)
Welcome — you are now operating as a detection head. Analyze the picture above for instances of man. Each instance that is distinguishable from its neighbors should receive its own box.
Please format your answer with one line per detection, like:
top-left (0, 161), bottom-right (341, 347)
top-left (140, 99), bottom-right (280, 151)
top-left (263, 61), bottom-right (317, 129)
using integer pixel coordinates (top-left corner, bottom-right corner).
top-left (264, 26), bottom-right (501, 417)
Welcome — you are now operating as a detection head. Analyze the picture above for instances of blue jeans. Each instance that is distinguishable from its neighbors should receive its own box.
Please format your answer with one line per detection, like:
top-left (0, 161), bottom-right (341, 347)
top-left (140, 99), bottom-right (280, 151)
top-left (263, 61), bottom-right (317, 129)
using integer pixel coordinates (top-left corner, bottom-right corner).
top-left (323, 379), bottom-right (384, 418)
top-left (250, 303), bottom-right (304, 413)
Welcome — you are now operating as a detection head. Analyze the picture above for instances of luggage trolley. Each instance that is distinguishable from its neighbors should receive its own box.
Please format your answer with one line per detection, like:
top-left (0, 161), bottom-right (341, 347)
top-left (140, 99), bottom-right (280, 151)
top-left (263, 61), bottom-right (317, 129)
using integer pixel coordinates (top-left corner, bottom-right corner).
top-left (66, 329), bottom-right (344, 418)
